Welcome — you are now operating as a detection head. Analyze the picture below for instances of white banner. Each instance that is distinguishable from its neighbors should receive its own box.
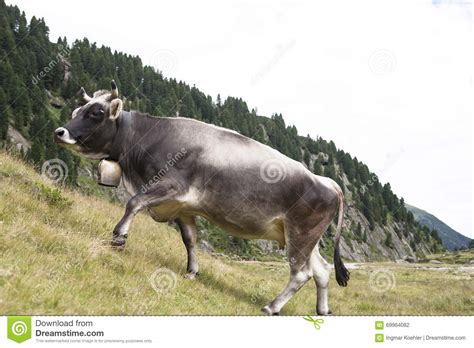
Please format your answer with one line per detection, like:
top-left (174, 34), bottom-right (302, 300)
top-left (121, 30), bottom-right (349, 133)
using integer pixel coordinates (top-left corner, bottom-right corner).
top-left (0, 316), bottom-right (472, 347)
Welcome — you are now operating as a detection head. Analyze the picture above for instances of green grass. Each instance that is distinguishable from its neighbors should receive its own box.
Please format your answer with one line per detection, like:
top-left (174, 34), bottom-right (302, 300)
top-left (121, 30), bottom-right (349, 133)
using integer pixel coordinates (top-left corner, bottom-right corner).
top-left (47, 105), bottom-right (61, 121)
top-left (422, 251), bottom-right (474, 264)
top-left (0, 151), bottom-right (473, 315)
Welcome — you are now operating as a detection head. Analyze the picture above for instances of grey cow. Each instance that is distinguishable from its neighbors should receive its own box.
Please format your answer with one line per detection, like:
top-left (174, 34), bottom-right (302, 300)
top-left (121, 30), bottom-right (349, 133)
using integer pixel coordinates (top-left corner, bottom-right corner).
top-left (54, 81), bottom-right (349, 315)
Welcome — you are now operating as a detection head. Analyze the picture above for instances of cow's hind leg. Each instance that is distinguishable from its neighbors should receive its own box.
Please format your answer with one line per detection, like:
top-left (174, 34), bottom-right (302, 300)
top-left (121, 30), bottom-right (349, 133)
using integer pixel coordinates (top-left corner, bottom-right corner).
top-left (311, 243), bottom-right (331, 315)
top-left (262, 230), bottom-right (314, 315)
top-left (307, 215), bottom-right (335, 315)
top-left (176, 216), bottom-right (199, 279)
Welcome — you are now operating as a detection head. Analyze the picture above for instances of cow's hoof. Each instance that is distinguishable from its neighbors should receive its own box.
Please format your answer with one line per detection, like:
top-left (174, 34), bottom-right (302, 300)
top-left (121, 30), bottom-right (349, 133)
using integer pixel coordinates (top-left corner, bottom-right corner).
top-left (261, 306), bottom-right (278, 316)
top-left (317, 309), bottom-right (332, 316)
top-left (184, 272), bottom-right (199, 280)
top-left (111, 243), bottom-right (125, 251)
top-left (111, 235), bottom-right (127, 249)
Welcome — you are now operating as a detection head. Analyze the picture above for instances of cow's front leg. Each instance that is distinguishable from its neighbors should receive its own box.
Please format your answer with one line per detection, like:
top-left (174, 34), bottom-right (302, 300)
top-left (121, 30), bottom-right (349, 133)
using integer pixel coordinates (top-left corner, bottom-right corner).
top-left (111, 183), bottom-right (179, 248)
top-left (175, 216), bottom-right (199, 279)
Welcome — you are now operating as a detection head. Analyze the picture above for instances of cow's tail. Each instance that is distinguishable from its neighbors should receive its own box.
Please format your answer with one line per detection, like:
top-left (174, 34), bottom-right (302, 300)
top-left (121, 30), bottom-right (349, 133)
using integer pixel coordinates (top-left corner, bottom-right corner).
top-left (333, 185), bottom-right (350, 287)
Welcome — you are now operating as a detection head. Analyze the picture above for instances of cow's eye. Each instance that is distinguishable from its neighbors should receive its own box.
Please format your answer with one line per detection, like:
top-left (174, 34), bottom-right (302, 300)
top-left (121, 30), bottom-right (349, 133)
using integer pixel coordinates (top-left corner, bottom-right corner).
top-left (91, 109), bottom-right (104, 118)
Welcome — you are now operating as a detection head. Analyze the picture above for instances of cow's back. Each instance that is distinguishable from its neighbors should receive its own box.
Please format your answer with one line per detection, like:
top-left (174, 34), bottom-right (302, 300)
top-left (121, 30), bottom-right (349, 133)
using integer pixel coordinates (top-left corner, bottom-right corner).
top-left (133, 116), bottom-right (339, 242)
top-left (166, 117), bottom-right (331, 214)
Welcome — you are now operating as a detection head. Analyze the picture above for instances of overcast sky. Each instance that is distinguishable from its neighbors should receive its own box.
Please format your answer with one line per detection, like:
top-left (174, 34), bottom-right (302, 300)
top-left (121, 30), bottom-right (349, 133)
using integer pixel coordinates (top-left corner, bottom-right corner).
top-left (8, 0), bottom-right (473, 238)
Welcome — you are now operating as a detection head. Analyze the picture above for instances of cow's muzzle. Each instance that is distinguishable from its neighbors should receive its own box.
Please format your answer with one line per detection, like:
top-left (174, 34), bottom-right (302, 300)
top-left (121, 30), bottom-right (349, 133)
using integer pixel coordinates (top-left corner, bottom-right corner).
top-left (54, 127), bottom-right (77, 145)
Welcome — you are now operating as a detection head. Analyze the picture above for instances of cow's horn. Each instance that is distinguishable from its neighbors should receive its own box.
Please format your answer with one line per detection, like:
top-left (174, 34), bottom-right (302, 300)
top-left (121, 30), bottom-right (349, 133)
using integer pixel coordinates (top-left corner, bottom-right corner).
top-left (81, 87), bottom-right (92, 102)
top-left (110, 80), bottom-right (118, 99)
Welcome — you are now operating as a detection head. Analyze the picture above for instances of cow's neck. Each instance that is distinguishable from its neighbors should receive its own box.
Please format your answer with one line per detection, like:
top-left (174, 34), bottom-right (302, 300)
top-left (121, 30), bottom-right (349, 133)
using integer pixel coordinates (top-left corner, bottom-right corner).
top-left (108, 110), bottom-right (132, 162)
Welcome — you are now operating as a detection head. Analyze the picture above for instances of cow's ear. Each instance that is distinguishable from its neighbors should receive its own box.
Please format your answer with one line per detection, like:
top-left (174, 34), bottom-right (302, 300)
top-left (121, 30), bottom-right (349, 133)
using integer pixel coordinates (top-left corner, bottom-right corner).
top-left (109, 99), bottom-right (123, 120)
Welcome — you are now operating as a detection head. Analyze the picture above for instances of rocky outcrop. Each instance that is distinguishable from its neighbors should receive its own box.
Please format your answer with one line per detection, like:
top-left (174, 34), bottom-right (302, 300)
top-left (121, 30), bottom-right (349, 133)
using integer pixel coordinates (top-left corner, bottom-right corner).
top-left (7, 126), bottom-right (31, 152)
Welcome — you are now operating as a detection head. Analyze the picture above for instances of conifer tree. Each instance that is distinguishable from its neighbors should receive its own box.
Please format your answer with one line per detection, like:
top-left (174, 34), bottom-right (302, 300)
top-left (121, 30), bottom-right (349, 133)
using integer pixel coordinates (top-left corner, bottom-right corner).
top-left (0, 87), bottom-right (9, 140)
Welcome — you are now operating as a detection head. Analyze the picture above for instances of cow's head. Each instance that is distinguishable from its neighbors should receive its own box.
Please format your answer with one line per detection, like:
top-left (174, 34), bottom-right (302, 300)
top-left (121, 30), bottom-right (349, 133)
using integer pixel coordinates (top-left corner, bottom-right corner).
top-left (54, 80), bottom-right (123, 159)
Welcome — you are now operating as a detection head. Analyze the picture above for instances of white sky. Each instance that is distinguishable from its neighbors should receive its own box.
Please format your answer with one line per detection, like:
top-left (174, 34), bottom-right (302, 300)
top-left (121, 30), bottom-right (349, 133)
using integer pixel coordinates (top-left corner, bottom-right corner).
top-left (7, 0), bottom-right (473, 238)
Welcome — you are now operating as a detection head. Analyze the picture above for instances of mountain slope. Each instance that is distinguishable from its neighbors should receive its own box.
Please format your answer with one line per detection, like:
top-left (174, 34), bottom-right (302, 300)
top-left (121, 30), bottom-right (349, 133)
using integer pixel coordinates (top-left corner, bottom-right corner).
top-left (1, 151), bottom-right (473, 315)
top-left (406, 204), bottom-right (471, 250)
top-left (0, 0), bottom-right (443, 261)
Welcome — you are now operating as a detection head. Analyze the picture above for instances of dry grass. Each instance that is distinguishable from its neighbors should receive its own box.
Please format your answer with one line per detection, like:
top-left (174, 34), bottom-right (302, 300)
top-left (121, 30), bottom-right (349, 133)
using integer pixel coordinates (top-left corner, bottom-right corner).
top-left (0, 152), bottom-right (473, 315)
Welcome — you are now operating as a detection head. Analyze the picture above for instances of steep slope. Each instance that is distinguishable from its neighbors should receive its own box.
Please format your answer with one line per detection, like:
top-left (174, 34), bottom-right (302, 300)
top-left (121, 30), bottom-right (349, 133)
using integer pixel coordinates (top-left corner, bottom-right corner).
top-left (406, 204), bottom-right (471, 250)
top-left (0, 0), bottom-right (443, 261)
top-left (0, 151), bottom-right (472, 316)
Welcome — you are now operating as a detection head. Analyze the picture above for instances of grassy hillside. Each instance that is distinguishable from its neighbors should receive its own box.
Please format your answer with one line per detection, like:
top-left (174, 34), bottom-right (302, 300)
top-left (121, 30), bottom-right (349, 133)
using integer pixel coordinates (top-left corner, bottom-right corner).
top-left (0, 151), bottom-right (473, 315)
top-left (407, 204), bottom-right (471, 250)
